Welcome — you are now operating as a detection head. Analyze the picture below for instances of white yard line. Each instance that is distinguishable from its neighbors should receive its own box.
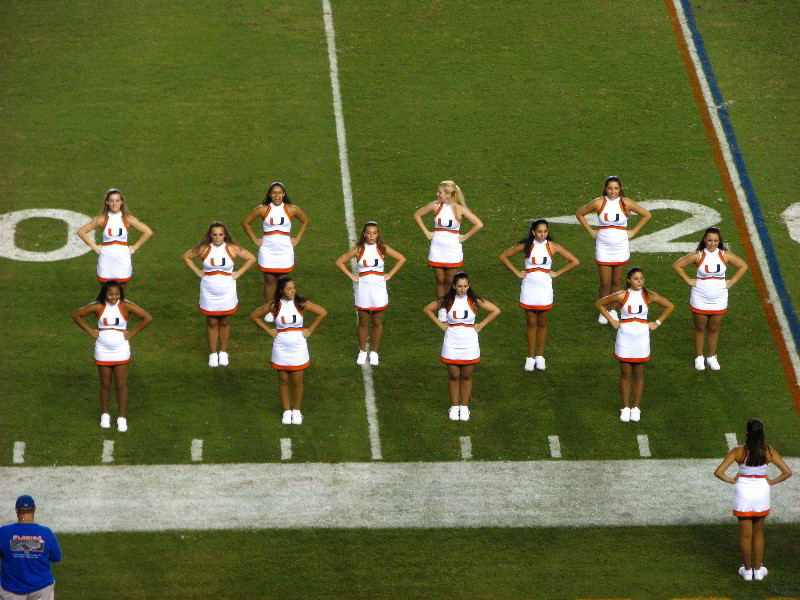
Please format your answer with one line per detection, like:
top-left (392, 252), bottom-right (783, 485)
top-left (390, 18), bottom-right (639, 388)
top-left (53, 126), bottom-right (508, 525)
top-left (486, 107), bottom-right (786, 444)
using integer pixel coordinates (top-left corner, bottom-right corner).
top-left (2, 459), bottom-right (797, 532)
top-left (673, 0), bottom-right (800, 384)
top-left (12, 442), bottom-right (25, 465)
top-left (101, 440), bottom-right (114, 464)
top-left (637, 435), bottom-right (651, 458)
top-left (460, 437), bottom-right (472, 460)
top-left (191, 439), bottom-right (203, 462)
top-left (548, 435), bottom-right (561, 459)
top-left (280, 438), bottom-right (292, 461)
top-left (725, 433), bottom-right (738, 451)
top-left (322, 0), bottom-right (382, 460)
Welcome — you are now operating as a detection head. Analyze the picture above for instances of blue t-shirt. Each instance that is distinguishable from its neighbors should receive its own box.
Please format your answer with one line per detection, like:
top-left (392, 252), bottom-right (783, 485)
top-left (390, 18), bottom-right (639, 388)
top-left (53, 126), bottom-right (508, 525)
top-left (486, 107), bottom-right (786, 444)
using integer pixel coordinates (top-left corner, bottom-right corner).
top-left (0, 522), bottom-right (61, 594)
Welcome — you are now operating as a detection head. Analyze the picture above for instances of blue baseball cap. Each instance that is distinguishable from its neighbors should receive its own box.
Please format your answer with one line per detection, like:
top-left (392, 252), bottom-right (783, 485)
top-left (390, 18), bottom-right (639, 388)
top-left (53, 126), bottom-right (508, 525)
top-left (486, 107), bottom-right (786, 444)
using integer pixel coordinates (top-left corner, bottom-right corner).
top-left (15, 495), bottom-right (35, 510)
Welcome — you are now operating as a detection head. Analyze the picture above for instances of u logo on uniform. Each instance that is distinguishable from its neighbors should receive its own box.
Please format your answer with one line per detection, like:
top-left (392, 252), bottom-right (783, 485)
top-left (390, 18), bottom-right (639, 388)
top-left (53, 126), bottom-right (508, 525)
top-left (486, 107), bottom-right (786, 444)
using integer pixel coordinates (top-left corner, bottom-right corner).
top-left (628, 305), bottom-right (643, 314)
top-left (363, 259), bottom-right (379, 267)
top-left (604, 213), bottom-right (620, 223)
top-left (705, 264), bottom-right (721, 273)
top-left (211, 258), bottom-right (226, 267)
top-left (108, 228), bottom-right (123, 236)
top-left (437, 219), bottom-right (453, 228)
top-left (103, 317), bottom-right (120, 326)
top-left (280, 315), bottom-right (297, 325)
top-left (453, 310), bottom-right (468, 319)
top-left (269, 217), bottom-right (286, 226)
top-left (538, 256), bottom-right (548, 265)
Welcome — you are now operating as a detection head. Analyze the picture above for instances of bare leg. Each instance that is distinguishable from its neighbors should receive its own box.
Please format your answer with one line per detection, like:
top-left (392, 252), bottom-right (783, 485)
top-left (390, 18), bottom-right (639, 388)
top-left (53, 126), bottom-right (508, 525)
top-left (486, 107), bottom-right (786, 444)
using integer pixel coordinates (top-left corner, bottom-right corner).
top-left (631, 363), bottom-right (644, 408)
top-left (443, 268), bottom-right (459, 295)
top-left (535, 310), bottom-right (549, 355)
top-left (112, 363), bottom-right (129, 418)
top-left (597, 265), bottom-right (612, 300)
top-left (752, 516), bottom-right (766, 570)
top-left (459, 364), bottom-right (474, 406)
top-left (98, 365), bottom-right (112, 414)
top-left (610, 264), bottom-right (624, 297)
top-left (619, 361), bottom-right (632, 408)
top-left (370, 310), bottom-right (384, 353)
top-left (217, 315), bottom-right (231, 352)
top-left (277, 370), bottom-right (290, 411)
top-left (433, 267), bottom-right (446, 300)
top-left (525, 310), bottom-right (536, 356)
top-left (693, 313), bottom-right (708, 356)
top-left (289, 370), bottom-right (304, 410)
top-left (357, 311), bottom-right (370, 351)
top-left (263, 272), bottom-right (278, 304)
top-left (447, 364), bottom-right (460, 406)
top-left (738, 517), bottom-right (753, 569)
top-left (707, 314), bottom-right (724, 356)
top-left (206, 317), bottom-right (219, 353)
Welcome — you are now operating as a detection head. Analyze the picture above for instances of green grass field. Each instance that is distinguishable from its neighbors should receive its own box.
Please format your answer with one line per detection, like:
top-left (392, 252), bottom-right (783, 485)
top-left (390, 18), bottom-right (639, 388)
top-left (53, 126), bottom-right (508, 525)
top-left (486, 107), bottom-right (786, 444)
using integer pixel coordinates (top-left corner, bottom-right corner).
top-left (1, 1), bottom-right (799, 598)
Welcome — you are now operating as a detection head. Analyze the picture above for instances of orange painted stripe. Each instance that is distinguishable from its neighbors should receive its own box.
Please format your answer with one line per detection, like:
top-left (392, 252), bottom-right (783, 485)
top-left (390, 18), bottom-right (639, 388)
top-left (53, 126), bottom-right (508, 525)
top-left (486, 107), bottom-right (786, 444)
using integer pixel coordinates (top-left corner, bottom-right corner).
top-left (271, 360), bottom-right (310, 371)
top-left (666, 0), bottom-right (800, 413)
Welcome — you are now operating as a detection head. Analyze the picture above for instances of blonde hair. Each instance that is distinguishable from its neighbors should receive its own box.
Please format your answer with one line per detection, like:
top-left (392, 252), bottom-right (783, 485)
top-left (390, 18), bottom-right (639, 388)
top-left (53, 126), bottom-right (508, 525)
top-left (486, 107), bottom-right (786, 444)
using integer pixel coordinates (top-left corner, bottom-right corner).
top-left (101, 188), bottom-right (129, 217)
top-left (438, 180), bottom-right (466, 207)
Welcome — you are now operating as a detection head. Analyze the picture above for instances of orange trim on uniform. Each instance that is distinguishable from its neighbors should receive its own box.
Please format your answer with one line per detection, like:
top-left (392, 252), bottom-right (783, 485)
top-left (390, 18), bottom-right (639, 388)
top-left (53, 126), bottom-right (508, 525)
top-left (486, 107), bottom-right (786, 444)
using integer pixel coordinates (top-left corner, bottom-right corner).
top-left (102, 241), bottom-right (129, 246)
top-left (525, 267), bottom-right (551, 273)
top-left (440, 357), bottom-right (480, 365)
top-left (695, 252), bottom-right (706, 268)
top-left (225, 245), bottom-right (235, 259)
top-left (595, 259), bottom-right (628, 266)
top-left (263, 231), bottom-right (291, 236)
top-left (355, 303), bottom-right (388, 313)
top-left (435, 203), bottom-right (444, 216)
top-left (434, 228), bottom-right (460, 233)
top-left (271, 360), bottom-right (310, 371)
top-left (97, 275), bottom-right (132, 283)
top-left (620, 199), bottom-right (629, 217)
top-left (95, 358), bottom-right (130, 366)
top-left (520, 302), bottom-right (552, 311)
top-left (690, 306), bottom-right (728, 315)
top-left (449, 323), bottom-right (475, 327)
top-left (597, 225), bottom-right (627, 230)
top-left (615, 354), bottom-right (651, 363)
top-left (199, 305), bottom-right (238, 316)
top-left (118, 303), bottom-right (129, 320)
top-left (733, 509), bottom-right (770, 517)
top-left (359, 271), bottom-right (384, 277)
top-left (277, 327), bottom-right (304, 333)
top-left (99, 327), bottom-right (127, 332)
top-left (428, 260), bottom-right (464, 268)
top-left (259, 265), bottom-right (294, 273)
top-left (737, 474), bottom-right (767, 478)
top-left (698, 276), bottom-right (725, 280)
top-left (621, 318), bottom-right (648, 324)
top-left (620, 291), bottom-right (630, 306)
top-left (597, 198), bottom-right (607, 215)
top-left (546, 241), bottom-right (553, 257)
top-left (102, 214), bottom-right (109, 229)
top-left (201, 246), bottom-right (212, 260)
top-left (467, 298), bottom-right (477, 313)
top-left (204, 271), bottom-right (232, 277)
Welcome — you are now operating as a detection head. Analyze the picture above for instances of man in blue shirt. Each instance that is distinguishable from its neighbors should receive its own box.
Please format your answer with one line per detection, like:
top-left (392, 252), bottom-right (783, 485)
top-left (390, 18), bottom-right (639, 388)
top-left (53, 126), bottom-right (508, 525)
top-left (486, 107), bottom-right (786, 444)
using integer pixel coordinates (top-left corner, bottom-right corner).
top-left (0, 496), bottom-right (61, 600)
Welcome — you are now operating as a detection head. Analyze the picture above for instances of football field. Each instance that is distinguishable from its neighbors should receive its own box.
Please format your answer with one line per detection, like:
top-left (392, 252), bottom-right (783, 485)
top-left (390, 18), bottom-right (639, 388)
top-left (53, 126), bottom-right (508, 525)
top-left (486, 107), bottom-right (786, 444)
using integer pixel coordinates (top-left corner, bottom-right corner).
top-left (1, 1), bottom-right (799, 598)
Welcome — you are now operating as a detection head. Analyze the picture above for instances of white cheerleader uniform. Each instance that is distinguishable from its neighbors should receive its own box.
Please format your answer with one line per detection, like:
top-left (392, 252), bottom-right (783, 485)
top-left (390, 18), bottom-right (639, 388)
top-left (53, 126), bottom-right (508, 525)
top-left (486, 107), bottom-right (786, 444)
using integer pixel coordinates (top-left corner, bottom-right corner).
top-left (95, 301), bottom-right (130, 366)
top-left (733, 448), bottom-right (770, 517)
top-left (428, 203), bottom-right (463, 268)
top-left (199, 243), bottom-right (238, 316)
top-left (258, 202), bottom-right (294, 273)
top-left (595, 197), bottom-right (629, 266)
top-left (270, 299), bottom-right (310, 371)
top-left (614, 289), bottom-right (650, 363)
top-left (355, 243), bottom-right (389, 312)
top-left (520, 240), bottom-right (553, 311)
top-left (440, 295), bottom-right (480, 365)
top-left (97, 212), bottom-right (133, 282)
top-left (691, 248), bottom-right (728, 315)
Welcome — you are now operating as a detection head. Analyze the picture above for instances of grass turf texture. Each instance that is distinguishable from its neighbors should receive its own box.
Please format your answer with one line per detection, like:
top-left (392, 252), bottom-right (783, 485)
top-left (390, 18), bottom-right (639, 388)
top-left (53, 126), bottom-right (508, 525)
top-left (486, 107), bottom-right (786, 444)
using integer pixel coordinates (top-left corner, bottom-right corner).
top-left (56, 525), bottom-right (800, 599)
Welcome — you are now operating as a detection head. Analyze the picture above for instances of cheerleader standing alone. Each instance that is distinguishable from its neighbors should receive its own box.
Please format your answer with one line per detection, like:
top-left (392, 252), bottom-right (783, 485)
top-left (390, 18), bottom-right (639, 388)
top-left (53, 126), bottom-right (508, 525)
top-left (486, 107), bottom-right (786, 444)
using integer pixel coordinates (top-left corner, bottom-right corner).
top-left (673, 227), bottom-right (748, 371)
top-left (72, 280), bottom-right (153, 431)
top-left (576, 176), bottom-right (651, 324)
top-left (335, 221), bottom-right (406, 365)
top-left (499, 218), bottom-right (580, 371)
top-left (77, 188), bottom-right (153, 284)
top-left (424, 272), bottom-right (500, 421)
top-left (182, 223), bottom-right (256, 367)
top-left (414, 181), bottom-right (483, 322)
top-left (714, 419), bottom-right (792, 581)
top-left (251, 277), bottom-right (327, 425)
top-left (596, 267), bottom-right (673, 422)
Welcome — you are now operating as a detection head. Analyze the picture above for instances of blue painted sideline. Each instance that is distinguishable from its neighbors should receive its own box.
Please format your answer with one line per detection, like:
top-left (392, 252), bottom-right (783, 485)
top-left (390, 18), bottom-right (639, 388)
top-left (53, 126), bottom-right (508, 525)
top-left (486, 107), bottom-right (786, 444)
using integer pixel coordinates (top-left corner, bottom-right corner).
top-left (680, 0), bottom-right (800, 353)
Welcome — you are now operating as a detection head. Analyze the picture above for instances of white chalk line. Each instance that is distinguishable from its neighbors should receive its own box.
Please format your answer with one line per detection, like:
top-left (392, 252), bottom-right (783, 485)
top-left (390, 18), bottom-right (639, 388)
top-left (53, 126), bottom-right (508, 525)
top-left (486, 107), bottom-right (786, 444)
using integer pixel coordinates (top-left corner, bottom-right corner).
top-left (673, 0), bottom-right (800, 385)
top-left (548, 435), bottom-right (561, 459)
top-left (101, 440), bottom-right (114, 464)
top-left (191, 439), bottom-right (203, 462)
top-left (2, 459), bottom-right (797, 532)
top-left (322, 0), bottom-right (382, 461)
top-left (637, 434), bottom-right (651, 458)
top-left (280, 438), bottom-right (292, 461)
top-left (725, 433), bottom-right (738, 451)
top-left (460, 436), bottom-right (472, 460)
top-left (13, 442), bottom-right (25, 465)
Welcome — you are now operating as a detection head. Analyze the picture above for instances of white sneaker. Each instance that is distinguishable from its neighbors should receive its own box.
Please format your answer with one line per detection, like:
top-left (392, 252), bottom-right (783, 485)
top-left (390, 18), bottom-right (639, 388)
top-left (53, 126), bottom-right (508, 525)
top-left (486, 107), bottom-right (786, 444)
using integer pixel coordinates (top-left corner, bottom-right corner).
top-left (524, 357), bottom-right (535, 371)
top-left (448, 406), bottom-right (460, 421)
top-left (695, 355), bottom-right (705, 371)
top-left (116, 417), bottom-right (127, 433)
top-left (459, 406), bottom-right (470, 421)
top-left (100, 413), bottom-right (111, 429)
top-left (707, 355), bottom-right (721, 371)
top-left (620, 407), bottom-right (631, 422)
top-left (281, 410), bottom-right (292, 425)
top-left (264, 312), bottom-right (275, 323)
top-left (291, 409), bottom-right (303, 425)
top-left (368, 351), bottom-right (379, 366)
top-left (356, 351), bottom-right (368, 365)
top-left (218, 351), bottom-right (229, 366)
top-left (535, 356), bottom-right (546, 370)
top-left (739, 566), bottom-right (753, 581)
top-left (438, 308), bottom-right (448, 323)
top-left (598, 313), bottom-right (608, 325)
top-left (608, 309), bottom-right (618, 322)
top-left (630, 407), bottom-right (641, 422)
top-left (208, 353), bottom-right (219, 367)
top-left (754, 565), bottom-right (767, 580)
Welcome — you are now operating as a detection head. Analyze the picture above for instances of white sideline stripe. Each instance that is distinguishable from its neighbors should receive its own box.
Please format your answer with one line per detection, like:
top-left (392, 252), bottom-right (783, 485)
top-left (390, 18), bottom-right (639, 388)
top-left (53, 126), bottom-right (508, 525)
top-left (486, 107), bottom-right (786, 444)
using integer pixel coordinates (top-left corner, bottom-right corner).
top-left (13, 442), bottom-right (25, 464)
top-left (548, 435), bottom-right (561, 459)
top-left (280, 438), bottom-right (292, 461)
top-left (322, 0), bottom-right (382, 461)
top-left (460, 437), bottom-right (472, 460)
top-left (637, 434), bottom-right (651, 458)
top-left (725, 433), bottom-right (738, 451)
top-left (674, 0), bottom-right (800, 386)
top-left (101, 440), bottom-right (114, 464)
top-left (191, 439), bottom-right (203, 462)
top-left (2, 459), bottom-right (797, 532)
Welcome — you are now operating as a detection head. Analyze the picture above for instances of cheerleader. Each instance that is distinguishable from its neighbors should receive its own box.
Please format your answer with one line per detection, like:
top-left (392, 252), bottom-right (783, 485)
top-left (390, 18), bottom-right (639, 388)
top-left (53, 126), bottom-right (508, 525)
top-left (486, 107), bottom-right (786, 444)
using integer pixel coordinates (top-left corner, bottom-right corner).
top-left (673, 227), bottom-right (748, 371)
top-left (77, 188), bottom-right (153, 284)
top-left (423, 272), bottom-right (500, 421)
top-left (71, 280), bottom-right (153, 432)
top-left (414, 181), bottom-right (483, 322)
top-left (251, 277), bottom-right (327, 425)
top-left (576, 176), bottom-right (651, 324)
top-left (241, 182), bottom-right (310, 316)
top-left (335, 221), bottom-right (406, 365)
top-left (499, 218), bottom-right (580, 371)
top-left (714, 419), bottom-right (792, 581)
top-left (596, 267), bottom-right (673, 422)
top-left (182, 222), bottom-right (256, 367)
